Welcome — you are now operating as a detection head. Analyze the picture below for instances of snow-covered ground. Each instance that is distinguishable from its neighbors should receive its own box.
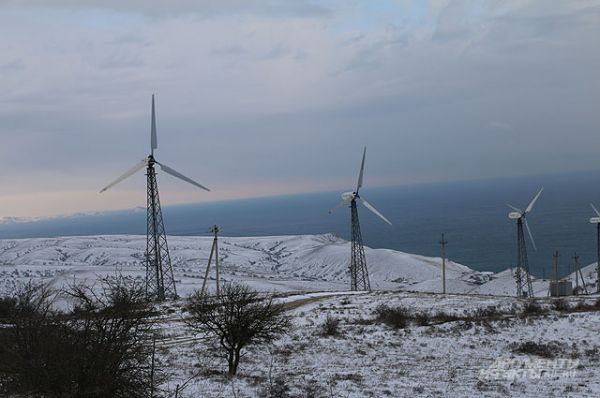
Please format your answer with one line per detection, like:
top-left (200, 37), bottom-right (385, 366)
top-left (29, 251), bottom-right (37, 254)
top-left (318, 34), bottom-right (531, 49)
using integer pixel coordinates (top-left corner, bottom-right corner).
top-left (156, 291), bottom-right (600, 397)
top-left (2, 234), bottom-right (600, 396)
top-left (4, 233), bottom-right (594, 297)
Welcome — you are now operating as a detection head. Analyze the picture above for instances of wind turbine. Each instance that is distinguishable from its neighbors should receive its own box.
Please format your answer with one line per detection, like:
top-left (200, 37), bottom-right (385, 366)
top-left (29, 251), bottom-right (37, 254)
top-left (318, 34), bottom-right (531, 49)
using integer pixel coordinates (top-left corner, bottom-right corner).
top-left (507, 188), bottom-right (543, 298)
top-left (330, 147), bottom-right (392, 291)
top-left (589, 203), bottom-right (600, 293)
top-left (100, 95), bottom-right (209, 301)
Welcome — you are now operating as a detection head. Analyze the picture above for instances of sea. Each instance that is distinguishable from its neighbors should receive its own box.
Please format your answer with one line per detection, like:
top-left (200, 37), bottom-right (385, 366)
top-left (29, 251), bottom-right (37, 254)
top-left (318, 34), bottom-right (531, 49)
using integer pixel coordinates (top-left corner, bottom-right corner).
top-left (2, 170), bottom-right (600, 279)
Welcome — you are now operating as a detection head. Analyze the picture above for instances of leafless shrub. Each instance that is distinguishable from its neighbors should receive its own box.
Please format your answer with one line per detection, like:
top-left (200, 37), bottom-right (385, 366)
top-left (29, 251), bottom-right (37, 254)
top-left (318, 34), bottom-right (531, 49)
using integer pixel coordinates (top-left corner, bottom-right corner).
top-left (553, 298), bottom-right (570, 312)
top-left (0, 278), bottom-right (158, 398)
top-left (414, 312), bottom-right (431, 326)
top-left (332, 372), bottom-right (363, 384)
top-left (352, 317), bottom-right (375, 326)
top-left (340, 297), bottom-right (352, 305)
top-left (374, 304), bottom-right (410, 329)
top-left (0, 297), bottom-right (17, 320)
top-left (186, 283), bottom-right (292, 375)
top-left (522, 300), bottom-right (546, 316)
top-left (511, 341), bottom-right (561, 358)
top-left (585, 347), bottom-right (599, 358)
top-left (431, 311), bottom-right (461, 324)
top-left (473, 305), bottom-right (500, 318)
top-left (259, 375), bottom-right (292, 398)
top-left (321, 314), bottom-right (341, 336)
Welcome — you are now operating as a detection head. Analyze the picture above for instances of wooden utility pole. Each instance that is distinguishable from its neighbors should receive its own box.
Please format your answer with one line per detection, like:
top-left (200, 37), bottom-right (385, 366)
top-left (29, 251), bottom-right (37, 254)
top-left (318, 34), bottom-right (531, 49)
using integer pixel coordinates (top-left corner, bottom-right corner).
top-left (439, 233), bottom-right (448, 294)
top-left (573, 252), bottom-right (579, 290)
top-left (553, 251), bottom-right (560, 284)
top-left (573, 252), bottom-right (589, 295)
top-left (201, 225), bottom-right (221, 296)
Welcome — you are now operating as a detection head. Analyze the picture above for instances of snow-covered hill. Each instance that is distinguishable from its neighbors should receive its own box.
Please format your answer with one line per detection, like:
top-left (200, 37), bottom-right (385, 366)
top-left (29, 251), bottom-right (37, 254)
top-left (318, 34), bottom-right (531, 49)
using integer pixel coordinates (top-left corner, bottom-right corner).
top-left (568, 262), bottom-right (599, 293)
top-left (0, 233), bottom-right (575, 297)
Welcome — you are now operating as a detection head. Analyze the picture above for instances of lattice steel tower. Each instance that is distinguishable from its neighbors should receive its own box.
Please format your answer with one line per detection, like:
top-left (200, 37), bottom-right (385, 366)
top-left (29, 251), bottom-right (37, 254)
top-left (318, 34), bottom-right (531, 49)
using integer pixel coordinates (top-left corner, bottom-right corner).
top-left (589, 204), bottom-right (600, 293)
top-left (507, 188), bottom-right (543, 298)
top-left (330, 147), bottom-right (392, 292)
top-left (145, 157), bottom-right (177, 300)
top-left (100, 95), bottom-right (210, 301)
top-left (515, 217), bottom-right (533, 298)
top-left (350, 198), bottom-right (369, 291)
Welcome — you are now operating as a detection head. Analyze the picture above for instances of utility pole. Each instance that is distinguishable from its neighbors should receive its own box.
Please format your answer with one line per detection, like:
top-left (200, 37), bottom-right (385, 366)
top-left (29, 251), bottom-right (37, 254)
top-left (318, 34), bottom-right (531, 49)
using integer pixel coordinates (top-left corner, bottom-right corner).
top-left (201, 225), bottom-right (221, 296)
top-left (573, 252), bottom-right (589, 295)
top-left (439, 233), bottom-right (448, 294)
top-left (213, 225), bottom-right (220, 295)
top-left (573, 252), bottom-right (579, 290)
top-left (553, 251), bottom-right (560, 284)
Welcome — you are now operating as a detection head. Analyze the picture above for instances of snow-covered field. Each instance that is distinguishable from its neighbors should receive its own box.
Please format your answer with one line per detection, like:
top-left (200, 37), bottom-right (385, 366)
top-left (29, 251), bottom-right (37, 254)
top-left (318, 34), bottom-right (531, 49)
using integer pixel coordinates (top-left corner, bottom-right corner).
top-left (156, 291), bottom-right (600, 397)
top-left (3, 233), bottom-right (596, 297)
top-left (2, 234), bottom-right (600, 397)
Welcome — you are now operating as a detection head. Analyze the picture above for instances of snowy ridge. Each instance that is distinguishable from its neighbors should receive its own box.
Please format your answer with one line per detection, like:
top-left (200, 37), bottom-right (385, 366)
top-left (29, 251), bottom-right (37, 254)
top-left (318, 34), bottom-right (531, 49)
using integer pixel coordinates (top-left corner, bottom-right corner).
top-left (0, 233), bottom-right (552, 297)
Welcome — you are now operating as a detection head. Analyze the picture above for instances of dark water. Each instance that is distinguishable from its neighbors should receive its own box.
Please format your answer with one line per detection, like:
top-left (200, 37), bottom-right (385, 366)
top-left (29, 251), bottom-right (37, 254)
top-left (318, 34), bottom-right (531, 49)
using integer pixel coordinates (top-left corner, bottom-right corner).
top-left (2, 170), bottom-right (600, 278)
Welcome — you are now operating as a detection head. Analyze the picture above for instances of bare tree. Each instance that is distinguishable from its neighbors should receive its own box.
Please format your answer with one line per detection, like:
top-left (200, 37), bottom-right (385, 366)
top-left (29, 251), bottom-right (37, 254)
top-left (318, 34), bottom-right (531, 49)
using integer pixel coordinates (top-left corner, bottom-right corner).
top-left (186, 283), bottom-right (292, 376)
top-left (0, 277), bottom-right (161, 397)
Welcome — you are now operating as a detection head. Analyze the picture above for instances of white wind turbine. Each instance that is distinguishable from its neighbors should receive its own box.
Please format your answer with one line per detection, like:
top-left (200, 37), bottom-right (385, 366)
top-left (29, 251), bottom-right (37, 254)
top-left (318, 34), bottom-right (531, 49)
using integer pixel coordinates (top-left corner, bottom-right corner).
top-left (507, 187), bottom-right (543, 297)
top-left (100, 95), bottom-right (209, 301)
top-left (331, 147), bottom-right (392, 291)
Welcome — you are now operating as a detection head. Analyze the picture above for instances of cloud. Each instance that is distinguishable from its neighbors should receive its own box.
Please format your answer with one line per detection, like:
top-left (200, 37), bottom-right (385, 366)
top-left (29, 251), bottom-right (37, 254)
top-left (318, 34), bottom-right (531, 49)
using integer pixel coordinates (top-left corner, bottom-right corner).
top-left (488, 121), bottom-right (514, 133)
top-left (0, 58), bottom-right (25, 72)
top-left (0, 0), bottom-right (599, 217)
top-left (0, 0), bottom-right (333, 18)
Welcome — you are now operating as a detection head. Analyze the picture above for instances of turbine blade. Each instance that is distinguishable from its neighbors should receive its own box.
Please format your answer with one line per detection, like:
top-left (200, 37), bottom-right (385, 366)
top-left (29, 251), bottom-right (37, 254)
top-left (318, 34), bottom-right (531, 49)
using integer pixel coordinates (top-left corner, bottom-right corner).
top-left (506, 204), bottom-right (523, 213)
top-left (525, 187), bottom-right (543, 214)
top-left (151, 94), bottom-right (157, 153)
top-left (157, 162), bottom-right (210, 191)
top-left (328, 201), bottom-right (346, 214)
top-left (356, 146), bottom-right (366, 193)
top-left (591, 203), bottom-right (600, 217)
top-left (100, 158), bottom-right (147, 193)
top-left (524, 218), bottom-right (537, 251)
top-left (361, 197), bottom-right (392, 226)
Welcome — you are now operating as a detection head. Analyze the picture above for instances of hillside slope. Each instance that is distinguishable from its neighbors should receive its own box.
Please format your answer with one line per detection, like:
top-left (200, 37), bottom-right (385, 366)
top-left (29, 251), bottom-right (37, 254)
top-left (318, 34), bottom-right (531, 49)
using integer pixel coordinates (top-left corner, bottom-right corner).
top-left (0, 233), bottom-right (554, 297)
top-left (0, 234), bottom-right (481, 294)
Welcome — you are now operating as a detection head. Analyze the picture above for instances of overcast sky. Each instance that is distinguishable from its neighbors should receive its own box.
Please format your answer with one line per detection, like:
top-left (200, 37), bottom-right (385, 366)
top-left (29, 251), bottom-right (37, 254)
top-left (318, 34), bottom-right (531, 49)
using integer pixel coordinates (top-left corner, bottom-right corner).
top-left (0, 0), bottom-right (599, 218)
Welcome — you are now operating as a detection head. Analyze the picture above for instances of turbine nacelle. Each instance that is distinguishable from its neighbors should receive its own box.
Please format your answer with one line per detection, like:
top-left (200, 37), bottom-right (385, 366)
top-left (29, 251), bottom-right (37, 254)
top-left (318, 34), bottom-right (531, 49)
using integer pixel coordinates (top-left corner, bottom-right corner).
top-left (508, 212), bottom-right (522, 220)
top-left (328, 147), bottom-right (392, 226)
top-left (590, 204), bottom-right (600, 224)
top-left (507, 187), bottom-right (543, 252)
top-left (342, 191), bottom-right (357, 202)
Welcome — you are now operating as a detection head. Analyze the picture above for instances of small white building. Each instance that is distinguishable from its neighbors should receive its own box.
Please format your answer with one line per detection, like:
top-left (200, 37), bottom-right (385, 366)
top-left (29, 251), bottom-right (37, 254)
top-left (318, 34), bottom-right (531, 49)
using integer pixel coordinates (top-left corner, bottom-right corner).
top-left (549, 280), bottom-right (573, 296)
